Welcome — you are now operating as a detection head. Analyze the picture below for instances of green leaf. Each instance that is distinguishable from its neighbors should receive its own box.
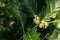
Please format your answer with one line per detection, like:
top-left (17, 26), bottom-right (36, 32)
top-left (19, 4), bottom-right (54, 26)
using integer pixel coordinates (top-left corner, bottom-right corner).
top-left (39, 0), bottom-right (60, 21)
top-left (52, 10), bottom-right (60, 30)
top-left (23, 27), bottom-right (40, 40)
top-left (56, 10), bottom-right (60, 19)
top-left (53, 20), bottom-right (60, 30)
top-left (46, 29), bottom-right (60, 40)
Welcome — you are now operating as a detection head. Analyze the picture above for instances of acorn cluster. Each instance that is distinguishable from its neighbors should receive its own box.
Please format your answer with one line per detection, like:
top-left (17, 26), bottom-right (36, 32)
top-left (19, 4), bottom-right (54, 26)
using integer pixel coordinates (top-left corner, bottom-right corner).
top-left (33, 15), bottom-right (49, 29)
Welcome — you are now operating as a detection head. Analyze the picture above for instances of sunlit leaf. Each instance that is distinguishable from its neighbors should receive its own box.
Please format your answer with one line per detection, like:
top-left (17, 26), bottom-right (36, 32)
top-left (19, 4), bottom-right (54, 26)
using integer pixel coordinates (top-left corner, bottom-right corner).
top-left (23, 27), bottom-right (40, 40)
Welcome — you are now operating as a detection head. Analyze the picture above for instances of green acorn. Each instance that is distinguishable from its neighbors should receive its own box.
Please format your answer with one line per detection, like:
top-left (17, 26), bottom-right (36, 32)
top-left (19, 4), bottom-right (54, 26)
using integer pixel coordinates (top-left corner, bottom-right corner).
top-left (0, 2), bottom-right (5, 7)
top-left (33, 15), bottom-right (40, 25)
top-left (39, 20), bottom-right (49, 28)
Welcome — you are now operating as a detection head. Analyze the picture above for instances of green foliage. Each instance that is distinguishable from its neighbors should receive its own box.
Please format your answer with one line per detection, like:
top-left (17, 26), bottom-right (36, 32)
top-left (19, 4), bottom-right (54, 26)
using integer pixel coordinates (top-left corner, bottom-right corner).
top-left (0, 0), bottom-right (60, 40)
top-left (23, 27), bottom-right (40, 40)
